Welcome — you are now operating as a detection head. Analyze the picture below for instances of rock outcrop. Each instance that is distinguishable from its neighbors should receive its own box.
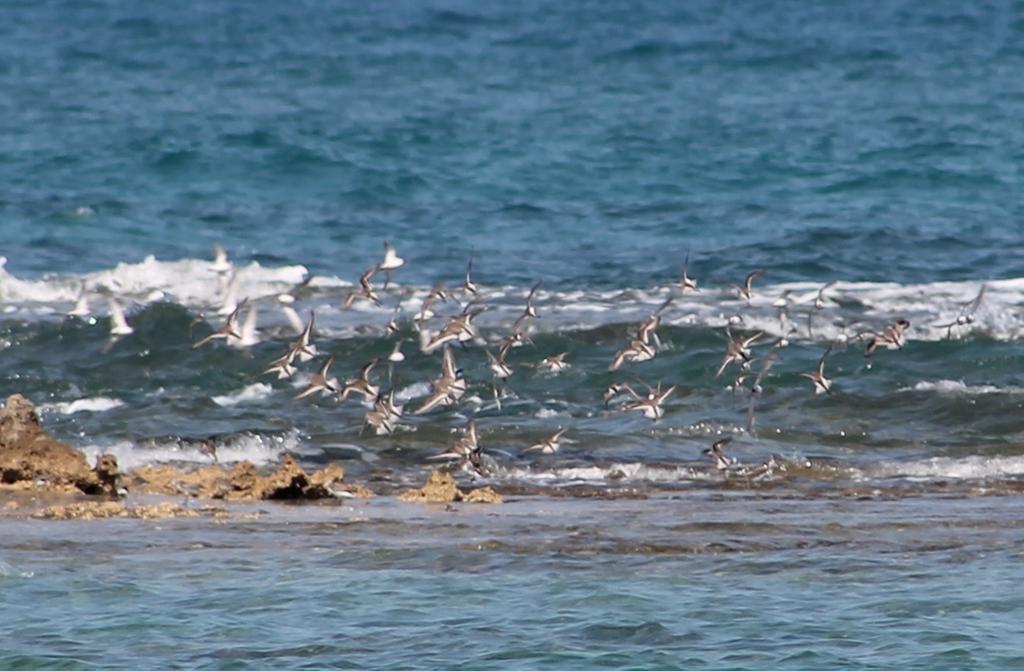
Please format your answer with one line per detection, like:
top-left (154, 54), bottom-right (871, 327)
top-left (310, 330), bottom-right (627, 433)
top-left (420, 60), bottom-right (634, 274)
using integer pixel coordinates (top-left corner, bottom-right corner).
top-left (0, 394), bottom-right (121, 496)
top-left (128, 456), bottom-right (366, 501)
top-left (398, 470), bottom-right (503, 504)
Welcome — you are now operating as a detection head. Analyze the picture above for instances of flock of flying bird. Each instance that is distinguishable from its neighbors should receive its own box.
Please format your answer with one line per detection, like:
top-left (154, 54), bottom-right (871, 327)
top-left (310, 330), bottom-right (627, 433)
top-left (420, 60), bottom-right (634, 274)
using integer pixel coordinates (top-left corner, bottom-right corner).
top-left (73, 242), bottom-right (989, 480)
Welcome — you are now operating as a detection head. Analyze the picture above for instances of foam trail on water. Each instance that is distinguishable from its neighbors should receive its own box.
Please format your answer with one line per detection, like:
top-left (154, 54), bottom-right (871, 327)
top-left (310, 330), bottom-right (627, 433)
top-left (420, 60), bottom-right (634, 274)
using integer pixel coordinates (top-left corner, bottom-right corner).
top-left (212, 383), bottom-right (274, 407)
top-left (2, 256), bottom-right (1023, 343)
top-left (39, 397), bottom-right (125, 415)
top-left (79, 430), bottom-right (299, 470)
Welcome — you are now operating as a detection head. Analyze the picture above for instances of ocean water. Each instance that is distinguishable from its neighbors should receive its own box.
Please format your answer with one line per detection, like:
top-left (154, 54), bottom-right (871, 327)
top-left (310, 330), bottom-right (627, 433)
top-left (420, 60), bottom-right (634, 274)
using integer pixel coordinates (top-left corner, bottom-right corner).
top-left (2, 0), bottom-right (1024, 668)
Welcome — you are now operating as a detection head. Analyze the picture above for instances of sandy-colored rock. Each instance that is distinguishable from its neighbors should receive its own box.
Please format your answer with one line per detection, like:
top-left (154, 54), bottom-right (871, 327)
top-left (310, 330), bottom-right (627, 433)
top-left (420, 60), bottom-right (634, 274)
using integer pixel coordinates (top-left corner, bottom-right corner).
top-left (32, 500), bottom-right (201, 520)
top-left (463, 487), bottom-right (503, 504)
top-left (0, 394), bottom-right (119, 495)
top-left (128, 457), bottom-right (352, 501)
top-left (399, 470), bottom-right (502, 504)
top-left (399, 470), bottom-right (461, 503)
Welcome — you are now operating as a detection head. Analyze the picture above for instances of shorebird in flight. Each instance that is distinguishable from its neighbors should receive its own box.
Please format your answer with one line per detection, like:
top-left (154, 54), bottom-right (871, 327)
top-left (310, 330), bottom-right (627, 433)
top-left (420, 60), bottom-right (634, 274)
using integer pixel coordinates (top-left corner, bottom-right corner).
top-left (736, 269), bottom-right (764, 302)
top-left (379, 241), bottom-right (405, 289)
top-left (192, 299), bottom-right (247, 349)
top-left (294, 354), bottom-right (338, 400)
top-left (525, 428), bottom-right (568, 454)
top-left (337, 358), bottom-right (382, 403)
top-left (716, 328), bottom-right (762, 377)
top-left (342, 265), bottom-right (383, 309)
top-left (703, 436), bottom-right (736, 471)
top-left (677, 251), bottom-right (698, 293)
top-left (864, 319), bottom-right (910, 357)
top-left (800, 347), bottom-right (833, 395)
top-left (623, 382), bottom-right (675, 420)
top-left (414, 346), bottom-right (467, 414)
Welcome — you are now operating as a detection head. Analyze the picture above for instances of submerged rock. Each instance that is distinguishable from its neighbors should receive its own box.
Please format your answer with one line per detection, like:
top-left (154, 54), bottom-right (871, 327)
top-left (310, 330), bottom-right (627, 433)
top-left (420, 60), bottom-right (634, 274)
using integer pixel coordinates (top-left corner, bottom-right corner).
top-left (399, 470), bottom-right (503, 504)
top-left (31, 501), bottom-right (200, 520)
top-left (0, 394), bottom-right (121, 496)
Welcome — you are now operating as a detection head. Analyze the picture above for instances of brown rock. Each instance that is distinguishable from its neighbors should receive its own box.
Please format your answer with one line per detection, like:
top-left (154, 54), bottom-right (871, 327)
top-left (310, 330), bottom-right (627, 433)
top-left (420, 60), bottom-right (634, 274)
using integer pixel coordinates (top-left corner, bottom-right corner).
top-left (129, 457), bottom-right (351, 501)
top-left (0, 394), bottom-right (104, 495)
top-left (399, 470), bottom-right (461, 503)
top-left (463, 487), bottom-right (503, 504)
top-left (32, 500), bottom-right (200, 520)
top-left (399, 470), bottom-right (503, 504)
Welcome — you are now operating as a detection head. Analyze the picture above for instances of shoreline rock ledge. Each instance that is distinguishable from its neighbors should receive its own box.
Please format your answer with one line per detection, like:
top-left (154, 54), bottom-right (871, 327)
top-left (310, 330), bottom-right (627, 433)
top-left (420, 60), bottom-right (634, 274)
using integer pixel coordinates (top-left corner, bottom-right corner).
top-left (0, 394), bottom-right (120, 496)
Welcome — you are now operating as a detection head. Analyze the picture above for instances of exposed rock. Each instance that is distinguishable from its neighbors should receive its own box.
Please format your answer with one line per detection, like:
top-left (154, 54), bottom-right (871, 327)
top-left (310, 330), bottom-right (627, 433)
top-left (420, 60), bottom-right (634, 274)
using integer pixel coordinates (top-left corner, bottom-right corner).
top-left (463, 486), bottom-right (503, 504)
top-left (128, 456), bottom-right (354, 501)
top-left (31, 501), bottom-right (200, 521)
top-left (399, 470), bottom-right (461, 503)
top-left (0, 394), bottom-right (107, 495)
top-left (399, 470), bottom-right (503, 504)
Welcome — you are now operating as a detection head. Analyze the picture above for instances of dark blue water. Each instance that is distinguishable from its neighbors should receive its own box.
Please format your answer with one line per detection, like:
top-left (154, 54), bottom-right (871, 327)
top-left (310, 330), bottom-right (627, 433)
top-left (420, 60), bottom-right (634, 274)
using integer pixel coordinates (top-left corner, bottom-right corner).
top-left (3, 0), bottom-right (1024, 668)
top-left (3, 0), bottom-right (1024, 285)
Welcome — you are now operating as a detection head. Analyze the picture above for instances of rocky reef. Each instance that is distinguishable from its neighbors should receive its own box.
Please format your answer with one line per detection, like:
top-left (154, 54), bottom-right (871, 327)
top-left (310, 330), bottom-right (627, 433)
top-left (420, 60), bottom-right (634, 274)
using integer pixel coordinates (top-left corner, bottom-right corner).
top-left (399, 470), bottom-right (503, 504)
top-left (0, 394), bottom-right (369, 515)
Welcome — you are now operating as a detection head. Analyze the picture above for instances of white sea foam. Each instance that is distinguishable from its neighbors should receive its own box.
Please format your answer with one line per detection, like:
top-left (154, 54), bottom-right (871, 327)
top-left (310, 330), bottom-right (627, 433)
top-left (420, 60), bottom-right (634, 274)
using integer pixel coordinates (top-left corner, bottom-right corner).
top-left (39, 397), bottom-right (124, 415)
top-left (505, 462), bottom-right (712, 484)
top-left (212, 383), bottom-right (274, 406)
top-left (394, 381), bottom-right (431, 402)
top-left (899, 380), bottom-right (1024, 395)
top-left (874, 455), bottom-right (1024, 480)
top-left (2, 256), bottom-right (1023, 343)
top-left (79, 430), bottom-right (299, 470)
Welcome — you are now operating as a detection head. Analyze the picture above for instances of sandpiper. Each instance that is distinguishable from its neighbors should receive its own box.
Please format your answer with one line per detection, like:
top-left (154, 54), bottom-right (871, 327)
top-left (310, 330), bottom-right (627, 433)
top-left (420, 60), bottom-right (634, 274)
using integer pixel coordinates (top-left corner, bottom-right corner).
top-left (678, 252), bottom-right (698, 293)
top-left (197, 438), bottom-right (219, 464)
top-left (427, 419), bottom-right (483, 474)
top-left (209, 242), bottom-right (232, 274)
top-left (511, 281), bottom-right (542, 332)
top-left (864, 319), bottom-right (910, 357)
top-left (379, 241), bottom-right (405, 289)
top-left (385, 295), bottom-right (407, 336)
top-left (800, 347), bottom-right (833, 394)
top-left (624, 383), bottom-right (675, 420)
top-left (715, 328), bottom-right (763, 377)
top-left (538, 352), bottom-right (570, 373)
top-left (807, 280), bottom-right (837, 337)
top-left (485, 345), bottom-right (514, 380)
top-left (338, 358), bottom-right (382, 403)
top-left (294, 354), bottom-right (338, 400)
top-left (609, 338), bottom-right (656, 371)
top-left (342, 266), bottom-right (383, 309)
top-left (263, 349), bottom-right (298, 379)
top-left (192, 298), bottom-right (247, 349)
top-left (217, 269), bottom-right (241, 316)
top-left (422, 307), bottom-right (483, 353)
top-left (603, 382), bottom-right (638, 407)
top-left (737, 269), bottom-right (764, 302)
top-left (363, 389), bottom-right (404, 436)
top-left (746, 350), bottom-right (778, 434)
top-left (703, 437), bottom-right (736, 471)
top-left (637, 295), bottom-right (673, 348)
top-left (525, 428), bottom-right (568, 454)
top-left (69, 282), bottom-right (91, 317)
top-left (461, 258), bottom-right (479, 296)
top-left (416, 282), bottom-right (449, 323)
top-left (227, 302), bottom-right (259, 348)
top-left (107, 297), bottom-right (134, 337)
top-left (292, 311), bottom-right (318, 362)
top-left (414, 346), bottom-right (467, 414)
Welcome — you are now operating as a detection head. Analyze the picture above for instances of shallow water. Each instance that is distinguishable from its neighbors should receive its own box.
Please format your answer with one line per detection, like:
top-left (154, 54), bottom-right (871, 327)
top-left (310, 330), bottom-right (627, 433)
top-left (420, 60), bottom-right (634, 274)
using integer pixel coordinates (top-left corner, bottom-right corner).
top-left (3, 0), bottom-right (1024, 666)
top-left (3, 495), bottom-right (1024, 670)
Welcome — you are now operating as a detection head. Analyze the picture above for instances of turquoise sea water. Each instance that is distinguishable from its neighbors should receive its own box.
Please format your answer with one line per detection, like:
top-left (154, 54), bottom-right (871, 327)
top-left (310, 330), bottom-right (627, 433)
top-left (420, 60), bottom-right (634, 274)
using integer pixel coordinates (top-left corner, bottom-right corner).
top-left (2, 0), bottom-right (1024, 668)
